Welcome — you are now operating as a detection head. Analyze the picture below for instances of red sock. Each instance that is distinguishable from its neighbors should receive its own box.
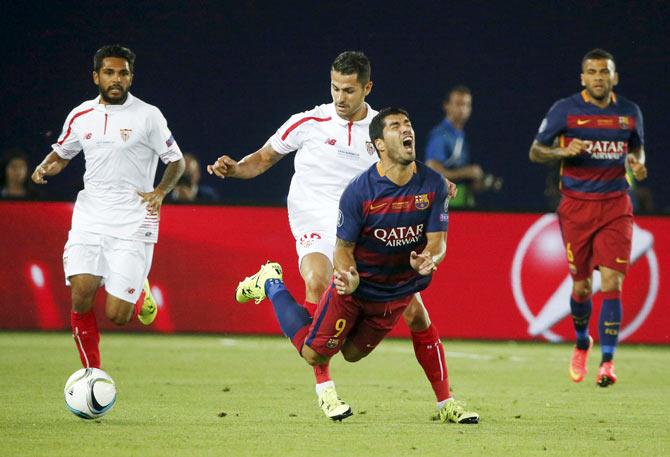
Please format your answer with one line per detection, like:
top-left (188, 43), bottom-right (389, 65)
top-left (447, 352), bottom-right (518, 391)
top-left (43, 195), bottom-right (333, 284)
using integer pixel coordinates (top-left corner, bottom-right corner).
top-left (313, 364), bottom-right (331, 384)
top-left (411, 324), bottom-right (450, 402)
top-left (303, 301), bottom-right (317, 317)
top-left (133, 289), bottom-right (146, 319)
top-left (71, 310), bottom-right (101, 368)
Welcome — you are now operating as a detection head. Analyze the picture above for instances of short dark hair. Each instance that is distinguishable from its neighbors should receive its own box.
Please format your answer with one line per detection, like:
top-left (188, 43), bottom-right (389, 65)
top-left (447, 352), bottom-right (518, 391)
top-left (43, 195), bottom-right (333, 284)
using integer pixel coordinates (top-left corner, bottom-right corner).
top-left (369, 107), bottom-right (410, 154)
top-left (581, 48), bottom-right (615, 69)
top-left (331, 51), bottom-right (371, 86)
top-left (445, 85), bottom-right (471, 102)
top-left (93, 45), bottom-right (136, 73)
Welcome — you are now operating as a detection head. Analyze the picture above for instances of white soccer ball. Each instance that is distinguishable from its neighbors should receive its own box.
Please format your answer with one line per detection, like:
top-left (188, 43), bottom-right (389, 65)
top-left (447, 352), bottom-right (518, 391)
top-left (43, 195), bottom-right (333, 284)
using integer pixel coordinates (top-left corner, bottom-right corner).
top-left (64, 368), bottom-right (117, 420)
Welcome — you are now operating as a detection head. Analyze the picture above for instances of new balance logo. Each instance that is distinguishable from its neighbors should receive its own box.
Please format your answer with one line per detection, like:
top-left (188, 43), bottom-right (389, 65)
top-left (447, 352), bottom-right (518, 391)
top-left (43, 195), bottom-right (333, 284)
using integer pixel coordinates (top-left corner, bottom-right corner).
top-left (325, 138), bottom-right (337, 145)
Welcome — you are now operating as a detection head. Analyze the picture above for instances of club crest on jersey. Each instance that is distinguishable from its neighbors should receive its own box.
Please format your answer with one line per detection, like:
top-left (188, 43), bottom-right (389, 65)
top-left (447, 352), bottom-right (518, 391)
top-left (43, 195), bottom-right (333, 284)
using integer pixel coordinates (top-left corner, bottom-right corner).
top-left (619, 116), bottom-right (630, 129)
top-left (414, 194), bottom-right (430, 210)
top-left (326, 338), bottom-right (339, 349)
top-left (166, 134), bottom-right (175, 147)
top-left (366, 141), bottom-right (376, 155)
top-left (300, 232), bottom-right (322, 248)
top-left (119, 129), bottom-right (132, 142)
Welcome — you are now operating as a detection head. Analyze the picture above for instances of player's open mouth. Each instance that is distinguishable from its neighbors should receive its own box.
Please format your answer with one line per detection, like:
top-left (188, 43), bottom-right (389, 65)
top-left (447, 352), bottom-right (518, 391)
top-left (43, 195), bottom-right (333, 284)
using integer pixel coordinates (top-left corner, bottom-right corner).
top-left (402, 136), bottom-right (413, 147)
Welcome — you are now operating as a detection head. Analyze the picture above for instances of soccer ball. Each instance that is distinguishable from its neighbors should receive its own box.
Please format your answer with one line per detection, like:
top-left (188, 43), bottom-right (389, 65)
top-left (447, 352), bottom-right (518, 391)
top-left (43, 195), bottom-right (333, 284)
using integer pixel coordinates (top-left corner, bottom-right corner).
top-left (64, 368), bottom-right (117, 420)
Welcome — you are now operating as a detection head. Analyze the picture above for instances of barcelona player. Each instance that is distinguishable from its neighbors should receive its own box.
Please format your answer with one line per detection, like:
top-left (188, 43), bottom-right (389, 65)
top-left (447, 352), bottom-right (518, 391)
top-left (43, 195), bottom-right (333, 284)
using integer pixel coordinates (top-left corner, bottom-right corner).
top-left (529, 49), bottom-right (647, 386)
top-left (208, 52), bottom-right (458, 421)
top-left (235, 108), bottom-right (479, 423)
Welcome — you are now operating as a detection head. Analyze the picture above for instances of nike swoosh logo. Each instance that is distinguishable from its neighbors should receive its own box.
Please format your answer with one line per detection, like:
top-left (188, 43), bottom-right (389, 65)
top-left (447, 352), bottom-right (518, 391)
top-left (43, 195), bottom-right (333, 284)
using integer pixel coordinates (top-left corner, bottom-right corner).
top-left (577, 119), bottom-right (591, 125)
top-left (603, 321), bottom-right (620, 326)
top-left (615, 258), bottom-right (628, 264)
top-left (369, 202), bottom-right (387, 211)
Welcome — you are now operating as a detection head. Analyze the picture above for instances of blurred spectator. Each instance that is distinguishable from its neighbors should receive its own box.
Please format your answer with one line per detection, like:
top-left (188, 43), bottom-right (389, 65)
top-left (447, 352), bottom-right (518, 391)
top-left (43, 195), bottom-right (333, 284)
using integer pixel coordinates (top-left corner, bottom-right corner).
top-left (425, 86), bottom-right (502, 208)
top-left (170, 152), bottom-right (219, 203)
top-left (626, 167), bottom-right (656, 214)
top-left (1, 148), bottom-right (41, 200)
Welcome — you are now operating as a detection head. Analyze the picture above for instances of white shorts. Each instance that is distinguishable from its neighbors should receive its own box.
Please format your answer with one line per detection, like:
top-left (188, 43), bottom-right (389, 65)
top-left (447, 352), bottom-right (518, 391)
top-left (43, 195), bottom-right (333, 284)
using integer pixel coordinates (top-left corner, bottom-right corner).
top-left (63, 230), bottom-right (154, 303)
top-left (288, 210), bottom-right (337, 269)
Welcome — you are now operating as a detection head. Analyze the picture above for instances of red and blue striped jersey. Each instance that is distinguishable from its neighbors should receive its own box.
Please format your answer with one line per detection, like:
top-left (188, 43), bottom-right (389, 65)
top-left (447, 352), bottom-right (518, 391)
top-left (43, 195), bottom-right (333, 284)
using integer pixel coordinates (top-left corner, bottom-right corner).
top-left (337, 161), bottom-right (449, 302)
top-left (535, 90), bottom-right (644, 200)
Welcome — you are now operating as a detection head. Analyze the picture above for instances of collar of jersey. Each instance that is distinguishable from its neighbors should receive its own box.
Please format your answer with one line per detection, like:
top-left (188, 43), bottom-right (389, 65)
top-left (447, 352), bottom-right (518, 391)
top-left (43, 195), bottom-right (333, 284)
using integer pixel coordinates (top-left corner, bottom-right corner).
top-left (92, 92), bottom-right (135, 112)
top-left (441, 118), bottom-right (464, 135)
top-left (580, 89), bottom-right (617, 105)
top-left (328, 102), bottom-right (375, 126)
top-left (375, 161), bottom-right (417, 178)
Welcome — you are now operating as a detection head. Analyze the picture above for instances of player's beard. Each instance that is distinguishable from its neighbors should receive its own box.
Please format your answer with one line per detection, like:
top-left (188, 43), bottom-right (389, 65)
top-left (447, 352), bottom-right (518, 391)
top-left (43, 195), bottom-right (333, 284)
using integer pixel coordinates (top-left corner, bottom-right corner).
top-left (99, 85), bottom-right (129, 105)
top-left (586, 84), bottom-right (611, 102)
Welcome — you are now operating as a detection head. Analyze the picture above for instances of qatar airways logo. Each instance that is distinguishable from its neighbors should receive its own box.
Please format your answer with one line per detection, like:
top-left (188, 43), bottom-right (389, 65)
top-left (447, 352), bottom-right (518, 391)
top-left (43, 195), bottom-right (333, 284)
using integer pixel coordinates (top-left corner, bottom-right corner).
top-left (374, 224), bottom-right (424, 247)
top-left (583, 140), bottom-right (627, 159)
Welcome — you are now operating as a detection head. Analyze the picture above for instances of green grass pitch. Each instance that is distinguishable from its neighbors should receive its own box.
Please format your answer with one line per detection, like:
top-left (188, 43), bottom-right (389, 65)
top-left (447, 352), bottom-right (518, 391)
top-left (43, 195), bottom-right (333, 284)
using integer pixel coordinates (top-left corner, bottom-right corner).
top-left (1, 332), bottom-right (668, 456)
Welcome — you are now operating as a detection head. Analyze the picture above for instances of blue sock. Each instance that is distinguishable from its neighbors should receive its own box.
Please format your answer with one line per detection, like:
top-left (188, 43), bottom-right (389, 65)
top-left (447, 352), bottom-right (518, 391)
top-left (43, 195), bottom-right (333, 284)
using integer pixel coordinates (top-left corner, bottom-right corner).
top-left (265, 279), bottom-right (312, 339)
top-left (570, 295), bottom-right (592, 350)
top-left (599, 295), bottom-right (622, 364)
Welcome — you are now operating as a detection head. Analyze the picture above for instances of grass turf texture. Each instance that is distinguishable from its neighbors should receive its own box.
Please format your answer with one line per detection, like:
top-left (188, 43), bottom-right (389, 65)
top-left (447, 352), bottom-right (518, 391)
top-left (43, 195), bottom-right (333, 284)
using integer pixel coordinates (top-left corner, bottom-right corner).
top-left (1, 332), bottom-right (668, 457)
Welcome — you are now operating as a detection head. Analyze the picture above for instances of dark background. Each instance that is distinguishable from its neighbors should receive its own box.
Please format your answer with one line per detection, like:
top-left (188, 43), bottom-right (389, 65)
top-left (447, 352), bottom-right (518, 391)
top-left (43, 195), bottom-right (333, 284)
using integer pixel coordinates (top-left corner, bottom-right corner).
top-left (3, 0), bottom-right (668, 211)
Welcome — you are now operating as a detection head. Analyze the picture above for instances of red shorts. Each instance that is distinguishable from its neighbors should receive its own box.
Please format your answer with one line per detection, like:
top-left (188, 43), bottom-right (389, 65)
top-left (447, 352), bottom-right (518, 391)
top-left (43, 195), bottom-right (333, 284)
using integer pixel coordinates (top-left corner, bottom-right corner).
top-left (305, 284), bottom-right (412, 358)
top-left (557, 194), bottom-right (633, 281)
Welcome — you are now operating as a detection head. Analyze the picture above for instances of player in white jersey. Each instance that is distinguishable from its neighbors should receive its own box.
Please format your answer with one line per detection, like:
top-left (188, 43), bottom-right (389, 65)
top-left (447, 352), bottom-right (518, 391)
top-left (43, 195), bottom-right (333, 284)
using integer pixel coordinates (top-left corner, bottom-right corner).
top-left (208, 52), bottom-right (463, 422)
top-left (31, 45), bottom-right (185, 370)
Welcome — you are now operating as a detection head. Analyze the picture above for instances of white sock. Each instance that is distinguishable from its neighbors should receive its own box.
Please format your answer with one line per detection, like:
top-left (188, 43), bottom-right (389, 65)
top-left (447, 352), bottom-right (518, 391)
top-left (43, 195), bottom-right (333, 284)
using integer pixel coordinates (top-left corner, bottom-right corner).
top-left (315, 380), bottom-right (335, 396)
top-left (437, 397), bottom-right (454, 410)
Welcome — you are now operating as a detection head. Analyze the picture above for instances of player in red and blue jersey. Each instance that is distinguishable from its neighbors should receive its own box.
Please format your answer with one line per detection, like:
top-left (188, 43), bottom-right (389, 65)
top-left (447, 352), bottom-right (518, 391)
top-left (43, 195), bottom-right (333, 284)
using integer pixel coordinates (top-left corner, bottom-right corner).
top-left (530, 49), bottom-right (648, 387)
top-left (235, 108), bottom-right (479, 424)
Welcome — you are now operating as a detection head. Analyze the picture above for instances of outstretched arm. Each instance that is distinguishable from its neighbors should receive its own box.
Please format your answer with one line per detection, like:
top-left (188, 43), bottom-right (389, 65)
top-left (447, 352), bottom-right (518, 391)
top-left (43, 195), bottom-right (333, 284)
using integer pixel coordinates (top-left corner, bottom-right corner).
top-left (207, 144), bottom-right (284, 180)
top-left (139, 158), bottom-right (185, 214)
top-left (426, 159), bottom-right (483, 183)
top-left (31, 151), bottom-right (71, 184)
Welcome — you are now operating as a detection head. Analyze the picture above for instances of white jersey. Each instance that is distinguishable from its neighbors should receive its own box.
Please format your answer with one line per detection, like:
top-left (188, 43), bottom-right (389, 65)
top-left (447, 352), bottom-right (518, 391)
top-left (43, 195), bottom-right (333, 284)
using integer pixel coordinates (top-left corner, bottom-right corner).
top-left (52, 93), bottom-right (183, 243)
top-left (269, 103), bottom-right (379, 221)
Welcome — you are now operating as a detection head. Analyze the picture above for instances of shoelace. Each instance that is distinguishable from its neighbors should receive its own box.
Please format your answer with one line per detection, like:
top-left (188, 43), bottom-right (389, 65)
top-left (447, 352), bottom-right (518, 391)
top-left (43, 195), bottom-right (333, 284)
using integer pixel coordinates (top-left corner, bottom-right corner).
top-left (443, 400), bottom-right (466, 418)
top-left (321, 390), bottom-right (343, 411)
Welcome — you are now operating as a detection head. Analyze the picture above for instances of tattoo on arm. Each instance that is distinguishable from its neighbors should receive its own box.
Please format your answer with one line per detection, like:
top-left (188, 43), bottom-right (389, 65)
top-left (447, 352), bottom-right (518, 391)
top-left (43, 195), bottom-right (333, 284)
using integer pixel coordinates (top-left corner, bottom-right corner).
top-left (156, 158), bottom-right (185, 193)
top-left (336, 238), bottom-right (356, 248)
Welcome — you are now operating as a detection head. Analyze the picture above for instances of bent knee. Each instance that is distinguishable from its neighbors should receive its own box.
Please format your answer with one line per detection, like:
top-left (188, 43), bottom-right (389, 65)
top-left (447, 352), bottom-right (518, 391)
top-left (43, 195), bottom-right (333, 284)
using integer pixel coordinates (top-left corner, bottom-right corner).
top-left (572, 285), bottom-right (592, 298)
top-left (341, 343), bottom-right (367, 363)
top-left (105, 308), bottom-right (131, 326)
top-left (301, 345), bottom-right (328, 366)
top-left (304, 274), bottom-right (330, 297)
top-left (403, 305), bottom-right (430, 332)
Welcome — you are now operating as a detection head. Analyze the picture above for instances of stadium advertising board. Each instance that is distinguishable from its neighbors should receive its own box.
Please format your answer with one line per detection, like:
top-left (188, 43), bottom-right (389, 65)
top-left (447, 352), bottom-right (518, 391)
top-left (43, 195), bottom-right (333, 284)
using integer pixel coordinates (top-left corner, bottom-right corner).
top-left (0, 202), bottom-right (667, 343)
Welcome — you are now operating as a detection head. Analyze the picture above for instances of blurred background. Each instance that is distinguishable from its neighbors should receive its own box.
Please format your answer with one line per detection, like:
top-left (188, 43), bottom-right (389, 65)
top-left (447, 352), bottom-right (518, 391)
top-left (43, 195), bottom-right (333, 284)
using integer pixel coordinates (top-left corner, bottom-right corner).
top-left (2, 0), bottom-right (668, 211)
